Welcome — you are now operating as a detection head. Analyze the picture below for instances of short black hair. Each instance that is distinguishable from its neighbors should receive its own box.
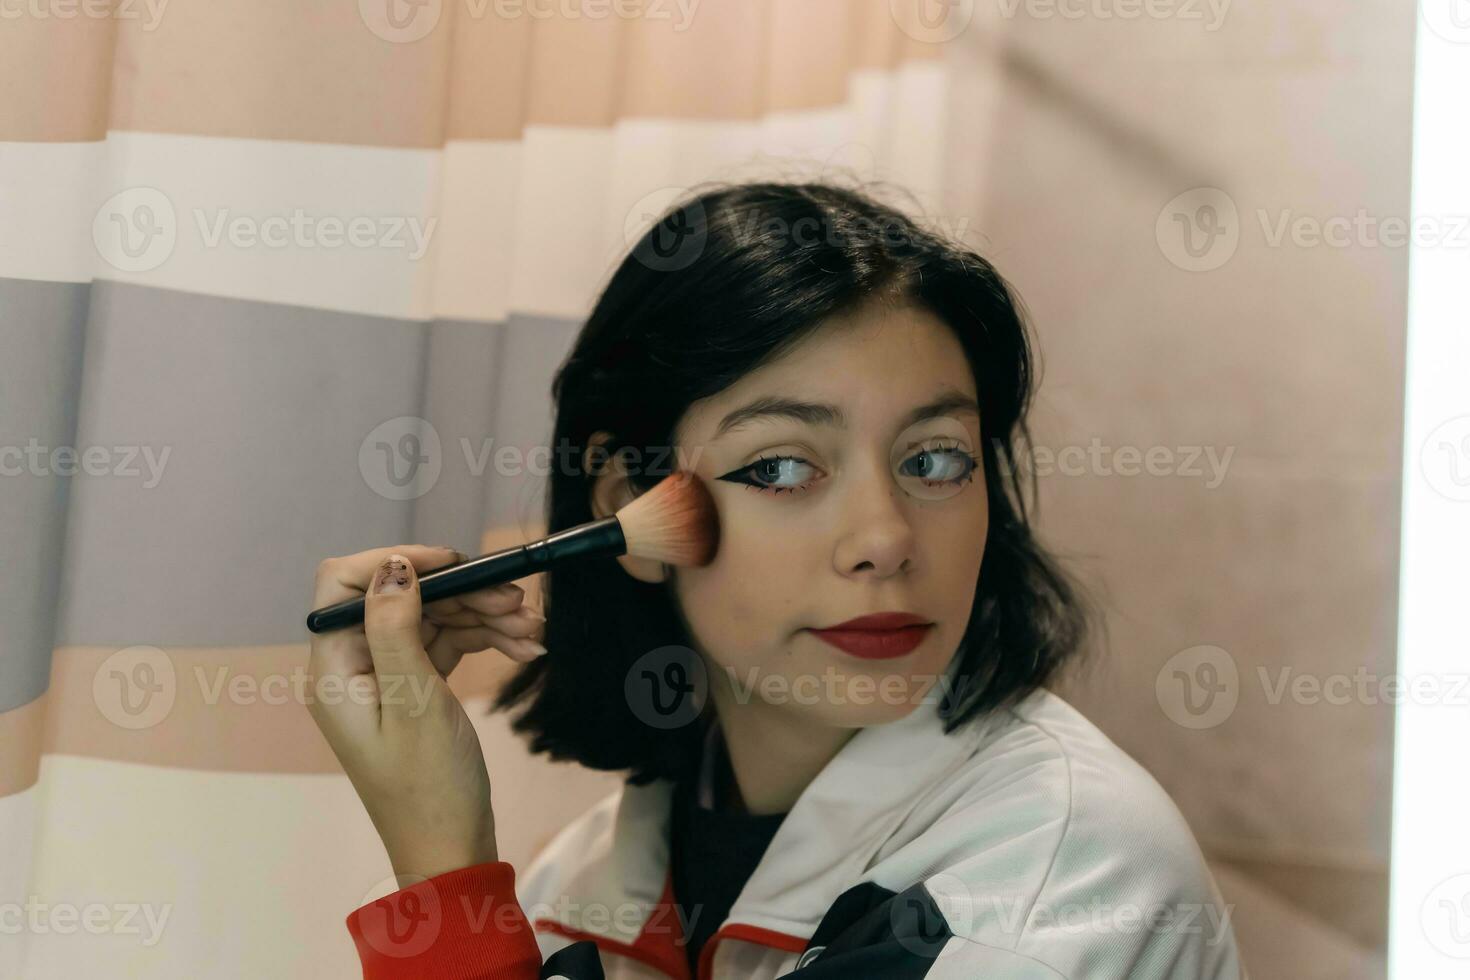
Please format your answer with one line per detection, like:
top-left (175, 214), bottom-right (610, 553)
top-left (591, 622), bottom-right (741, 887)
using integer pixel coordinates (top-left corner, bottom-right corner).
top-left (492, 180), bottom-right (1095, 786)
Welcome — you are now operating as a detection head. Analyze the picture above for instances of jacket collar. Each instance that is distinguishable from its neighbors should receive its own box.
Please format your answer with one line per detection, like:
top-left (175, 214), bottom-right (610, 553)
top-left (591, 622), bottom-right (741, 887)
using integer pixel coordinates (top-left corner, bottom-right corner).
top-left (554, 652), bottom-right (1002, 945)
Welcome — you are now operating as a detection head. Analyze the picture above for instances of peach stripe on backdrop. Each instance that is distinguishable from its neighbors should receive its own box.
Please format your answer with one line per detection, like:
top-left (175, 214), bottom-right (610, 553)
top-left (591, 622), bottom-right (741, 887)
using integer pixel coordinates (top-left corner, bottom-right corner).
top-left (0, 0), bottom-right (941, 144)
top-left (1, 66), bottom-right (952, 319)
top-left (0, 523), bottom-right (547, 798)
top-left (13, 722), bottom-right (620, 978)
top-left (34, 643), bottom-right (525, 778)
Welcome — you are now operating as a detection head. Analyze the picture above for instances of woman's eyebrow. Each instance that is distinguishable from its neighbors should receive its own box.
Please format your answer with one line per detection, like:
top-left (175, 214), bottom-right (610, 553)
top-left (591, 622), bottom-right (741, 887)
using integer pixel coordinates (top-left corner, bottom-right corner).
top-left (713, 390), bottom-right (979, 440)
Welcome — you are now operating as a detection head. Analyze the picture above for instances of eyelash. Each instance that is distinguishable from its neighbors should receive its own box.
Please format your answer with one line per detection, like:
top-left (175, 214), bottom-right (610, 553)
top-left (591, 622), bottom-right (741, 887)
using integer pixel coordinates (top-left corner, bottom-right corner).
top-left (721, 443), bottom-right (980, 495)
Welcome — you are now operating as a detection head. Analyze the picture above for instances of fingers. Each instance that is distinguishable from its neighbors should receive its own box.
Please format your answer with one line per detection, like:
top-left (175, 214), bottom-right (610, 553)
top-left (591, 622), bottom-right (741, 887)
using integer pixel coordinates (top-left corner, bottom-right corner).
top-left (309, 547), bottom-right (459, 719)
top-left (421, 593), bottom-right (547, 678)
top-left (314, 544), bottom-right (463, 607)
top-left (422, 625), bottom-right (484, 678)
top-left (424, 600), bottom-right (545, 639)
top-left (423, 622), bottom-right (546, 678)
top-left (362, 554), bottom-right (439, 718)
top-left (474, 625), bottom-right (548, 664)
top-left (423, 582), bottom-right (526, 622)
top-left (305, 640), bottom-right (378, 738)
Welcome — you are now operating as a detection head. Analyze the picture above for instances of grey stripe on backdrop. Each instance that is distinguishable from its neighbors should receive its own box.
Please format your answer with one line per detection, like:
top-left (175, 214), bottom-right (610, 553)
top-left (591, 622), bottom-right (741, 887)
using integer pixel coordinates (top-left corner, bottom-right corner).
top-left (1, 277), bottom-right (579, 713)
top-left (1, 277), bottom-right (91, 715)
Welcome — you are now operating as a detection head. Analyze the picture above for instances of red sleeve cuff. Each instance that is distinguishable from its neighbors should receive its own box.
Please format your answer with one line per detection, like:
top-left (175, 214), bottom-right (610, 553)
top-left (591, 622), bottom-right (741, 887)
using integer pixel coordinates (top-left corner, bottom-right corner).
top-left (346, 861), bottom-right (543, 980)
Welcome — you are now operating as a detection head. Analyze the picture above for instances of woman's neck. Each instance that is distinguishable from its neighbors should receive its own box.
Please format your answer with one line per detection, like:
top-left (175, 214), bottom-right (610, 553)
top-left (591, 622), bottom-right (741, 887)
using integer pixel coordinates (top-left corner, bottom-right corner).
top-left (707, 687), bottom-right (858, 816)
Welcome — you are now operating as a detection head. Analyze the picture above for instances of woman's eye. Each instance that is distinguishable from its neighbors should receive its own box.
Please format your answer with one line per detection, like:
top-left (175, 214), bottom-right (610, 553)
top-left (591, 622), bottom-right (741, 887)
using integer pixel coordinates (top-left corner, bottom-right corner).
top-left (718, 455), bottom-right (818, 494)
top-left (899, 444), bottom-right (978, 487)
top-left (716, 445), bottom-right (978, 496)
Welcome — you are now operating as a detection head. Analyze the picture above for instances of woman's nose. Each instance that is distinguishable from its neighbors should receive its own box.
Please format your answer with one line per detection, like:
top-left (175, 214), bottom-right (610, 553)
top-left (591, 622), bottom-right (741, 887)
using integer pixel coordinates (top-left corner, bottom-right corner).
top-left (831, 462), bottom-right (918, 579)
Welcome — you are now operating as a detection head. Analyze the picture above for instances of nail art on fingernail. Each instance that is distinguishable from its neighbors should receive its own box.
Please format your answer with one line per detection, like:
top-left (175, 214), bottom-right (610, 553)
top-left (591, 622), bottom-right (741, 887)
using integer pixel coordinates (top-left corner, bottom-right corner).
top-left (373, 555), bottom-right (414, 595)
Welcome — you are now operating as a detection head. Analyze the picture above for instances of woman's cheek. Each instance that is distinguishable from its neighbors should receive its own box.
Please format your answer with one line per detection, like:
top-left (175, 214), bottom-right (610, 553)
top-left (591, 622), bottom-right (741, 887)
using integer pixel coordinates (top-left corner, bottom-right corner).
top-left (674, 521), bottom-right (808, 656)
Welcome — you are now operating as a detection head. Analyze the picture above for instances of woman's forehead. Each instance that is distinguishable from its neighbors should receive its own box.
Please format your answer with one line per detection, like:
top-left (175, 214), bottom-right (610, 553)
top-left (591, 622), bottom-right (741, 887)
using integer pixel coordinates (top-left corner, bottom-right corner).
top-left (677, 383), bottom-right (978, 455)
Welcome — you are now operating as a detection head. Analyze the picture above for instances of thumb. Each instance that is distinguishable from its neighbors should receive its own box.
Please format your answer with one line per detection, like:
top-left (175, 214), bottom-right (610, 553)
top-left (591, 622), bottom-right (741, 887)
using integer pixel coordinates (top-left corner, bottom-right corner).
top-left (363, 553), bottom-right (436, 714)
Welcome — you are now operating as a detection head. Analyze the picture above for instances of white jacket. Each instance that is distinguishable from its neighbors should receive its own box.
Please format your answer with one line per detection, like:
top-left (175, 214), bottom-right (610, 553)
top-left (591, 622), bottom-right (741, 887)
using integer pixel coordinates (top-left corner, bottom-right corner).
top-left (506, 685), bottom-right (1245, 979)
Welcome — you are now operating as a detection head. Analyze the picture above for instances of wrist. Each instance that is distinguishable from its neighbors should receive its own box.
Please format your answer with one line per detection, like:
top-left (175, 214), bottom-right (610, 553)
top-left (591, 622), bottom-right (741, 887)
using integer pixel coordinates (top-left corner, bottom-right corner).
top-left (387, 838), bottom-right (499, 886)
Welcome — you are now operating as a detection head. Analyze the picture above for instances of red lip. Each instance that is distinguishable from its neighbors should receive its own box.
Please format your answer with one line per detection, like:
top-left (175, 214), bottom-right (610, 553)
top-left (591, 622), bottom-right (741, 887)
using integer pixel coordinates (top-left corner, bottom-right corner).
top-left (818, 612), bottom-right (931, 631)
top-left (806, 612), bottom-right (934, 660)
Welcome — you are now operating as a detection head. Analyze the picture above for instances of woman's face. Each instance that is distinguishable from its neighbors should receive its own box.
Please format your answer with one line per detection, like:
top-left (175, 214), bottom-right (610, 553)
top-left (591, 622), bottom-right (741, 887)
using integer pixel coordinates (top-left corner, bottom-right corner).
top-left (668, 299), bottom-right (988, 728)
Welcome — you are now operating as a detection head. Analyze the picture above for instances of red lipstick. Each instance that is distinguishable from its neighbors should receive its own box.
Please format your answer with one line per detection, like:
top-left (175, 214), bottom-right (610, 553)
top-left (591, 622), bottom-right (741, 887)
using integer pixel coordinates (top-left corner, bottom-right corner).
top-left (806, 612), bottom-right (933, 660)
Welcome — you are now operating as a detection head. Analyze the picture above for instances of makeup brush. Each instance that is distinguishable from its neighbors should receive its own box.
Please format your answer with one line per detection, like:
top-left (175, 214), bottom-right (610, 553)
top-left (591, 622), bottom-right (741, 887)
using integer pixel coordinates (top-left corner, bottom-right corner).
top-left (306, 469), bottom-right (719, 634)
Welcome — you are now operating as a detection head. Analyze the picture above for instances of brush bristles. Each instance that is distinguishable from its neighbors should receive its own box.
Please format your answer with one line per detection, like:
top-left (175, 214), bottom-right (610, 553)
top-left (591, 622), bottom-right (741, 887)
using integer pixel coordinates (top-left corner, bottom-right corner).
top-left (615, 471), bottom-right (720, 567)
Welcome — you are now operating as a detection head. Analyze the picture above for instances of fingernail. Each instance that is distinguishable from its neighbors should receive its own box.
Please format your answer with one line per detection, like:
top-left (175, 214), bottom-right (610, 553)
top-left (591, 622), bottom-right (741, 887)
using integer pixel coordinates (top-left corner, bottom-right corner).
top-left (525, 641), bottom-right (547, 657)
top-left (373, 555), bottom-right (415, 595)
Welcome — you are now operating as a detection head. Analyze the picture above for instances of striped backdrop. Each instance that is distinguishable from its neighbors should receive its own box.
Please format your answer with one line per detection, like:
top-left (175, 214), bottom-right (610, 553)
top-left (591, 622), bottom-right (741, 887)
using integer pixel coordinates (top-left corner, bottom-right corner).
top-left (0, 3), bottom-right (957, 976)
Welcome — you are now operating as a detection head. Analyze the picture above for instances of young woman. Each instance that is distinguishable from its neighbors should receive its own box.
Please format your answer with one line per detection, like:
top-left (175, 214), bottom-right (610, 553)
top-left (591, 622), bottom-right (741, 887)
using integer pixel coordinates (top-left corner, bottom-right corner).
top-left (307, 182), bottom-right (1243, 979)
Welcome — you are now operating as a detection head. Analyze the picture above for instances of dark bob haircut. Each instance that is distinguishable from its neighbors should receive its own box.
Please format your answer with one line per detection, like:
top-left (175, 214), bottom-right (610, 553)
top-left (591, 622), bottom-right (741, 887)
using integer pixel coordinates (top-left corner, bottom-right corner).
top-left (492, 180), bottom-right (1095, 787)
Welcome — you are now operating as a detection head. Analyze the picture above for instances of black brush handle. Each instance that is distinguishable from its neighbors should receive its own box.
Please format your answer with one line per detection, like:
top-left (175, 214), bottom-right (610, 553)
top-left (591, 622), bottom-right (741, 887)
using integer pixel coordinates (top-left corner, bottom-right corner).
top-left (305, 516), bottom-right (626, 634)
